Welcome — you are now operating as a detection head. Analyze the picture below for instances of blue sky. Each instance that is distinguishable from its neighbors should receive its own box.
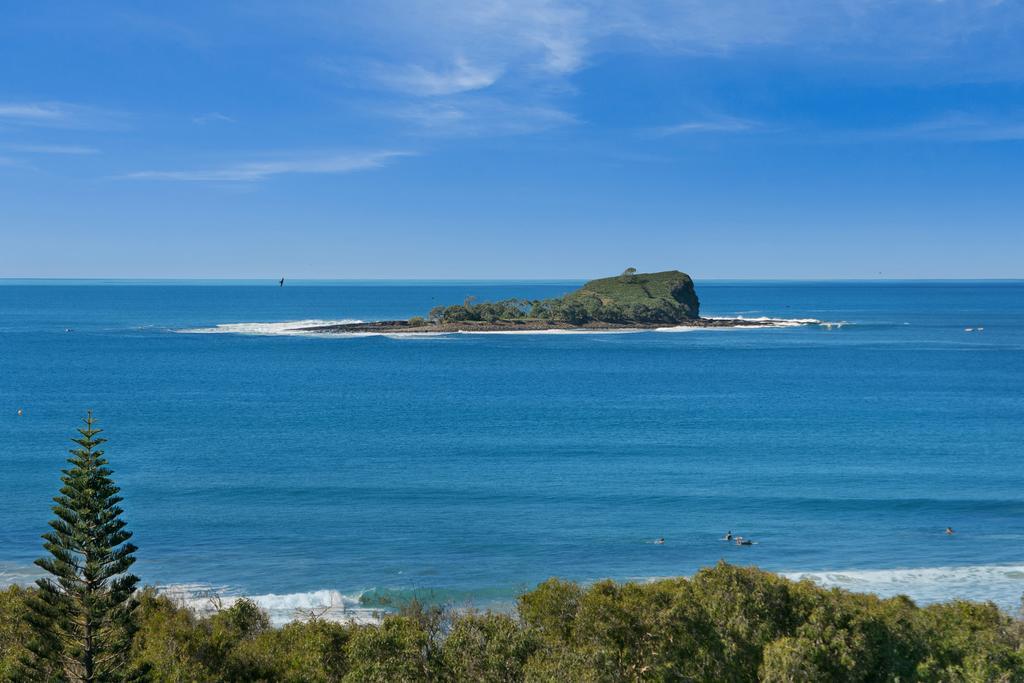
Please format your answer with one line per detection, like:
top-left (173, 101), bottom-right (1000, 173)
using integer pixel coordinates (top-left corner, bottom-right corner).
top-left (1, 1), bottom-right (1023, 279)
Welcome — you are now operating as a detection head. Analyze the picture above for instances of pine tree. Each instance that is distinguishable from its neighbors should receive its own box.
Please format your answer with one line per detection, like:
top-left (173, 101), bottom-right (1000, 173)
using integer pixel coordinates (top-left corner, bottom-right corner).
top-left (20, 413), bottom-right (140, 682)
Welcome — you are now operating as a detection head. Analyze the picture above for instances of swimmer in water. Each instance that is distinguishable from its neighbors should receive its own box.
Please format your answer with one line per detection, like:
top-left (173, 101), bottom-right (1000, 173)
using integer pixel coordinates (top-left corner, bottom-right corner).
top-left (723, 531), bottom-right (733, 541)
top-left (655, 537), bottom-right (665, 545)
top-left (17, 408), bottom-right (23, 417)
top-left (946, 527), bottom-right (955, 535)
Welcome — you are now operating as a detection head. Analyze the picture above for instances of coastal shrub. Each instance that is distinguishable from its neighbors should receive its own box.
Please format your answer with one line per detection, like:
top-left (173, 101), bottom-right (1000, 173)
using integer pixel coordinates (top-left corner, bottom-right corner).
top-left (443, 612), bottom-right (537, 682)
top-left (212, 598), bottom-right (271, 645)
top-left (567, 578), bottom-right (713, 682)
top-left (408, 316), bottom-right (427, 327)
top-left (130, 589), bottom-right (219, 682)
top-left (518, 578), bottom-right (582, 644)
top-left (397, 599), bottom-right (450, 680)
top-left (0, 586), bottom-right (31, 681)
top-left (229, 619), bottom-right (352, 683)
top-left (7, 562), bottom-right (1024, 681)
top-left (522, 644), bottom-right (599, 682)
top-left (343, 616), bottom-right (431, 682)
top-left (759, 591), bottom-right (922, 682)
top-left (913, 600), bottom-right (1024, 681)
top-left (688, 562), bottom-right (802, 680)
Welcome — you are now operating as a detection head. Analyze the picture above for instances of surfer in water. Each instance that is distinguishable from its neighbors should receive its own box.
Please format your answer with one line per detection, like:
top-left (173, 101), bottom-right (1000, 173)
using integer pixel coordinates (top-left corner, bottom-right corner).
top-left (279, 277), bottom-right (285, 287)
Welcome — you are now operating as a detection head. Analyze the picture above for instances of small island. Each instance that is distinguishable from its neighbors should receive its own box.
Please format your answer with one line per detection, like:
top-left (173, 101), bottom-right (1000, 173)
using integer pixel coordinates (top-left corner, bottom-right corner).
top-left (301, 269), bottom-right (807, 334)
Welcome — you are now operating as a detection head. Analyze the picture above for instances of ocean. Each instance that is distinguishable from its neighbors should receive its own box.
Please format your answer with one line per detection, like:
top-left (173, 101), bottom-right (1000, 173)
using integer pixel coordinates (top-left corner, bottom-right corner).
top-left (2, 280), bottom-right (1023, 624)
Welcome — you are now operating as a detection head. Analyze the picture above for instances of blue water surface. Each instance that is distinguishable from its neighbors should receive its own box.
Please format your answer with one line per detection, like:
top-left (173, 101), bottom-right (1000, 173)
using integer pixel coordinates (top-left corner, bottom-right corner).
top-left (2, 280), bottom-right (1023, 613)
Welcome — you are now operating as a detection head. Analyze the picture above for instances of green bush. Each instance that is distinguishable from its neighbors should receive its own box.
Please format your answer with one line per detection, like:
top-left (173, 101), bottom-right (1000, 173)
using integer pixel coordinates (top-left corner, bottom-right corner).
top-left (518, 578), bottom-right (582, 644)
top-left (344, 616), bottom-right (430, 682)
top-left (444, 612), bottom-right (537, 682)
top-left (0, 586), bottom-right (31, 680)
top-left (130, 589), bottom-right (220, 682)
top-left (4, 563), bottom-right (1024, 682)
top-left (230, 619), bottom-right (351, 682)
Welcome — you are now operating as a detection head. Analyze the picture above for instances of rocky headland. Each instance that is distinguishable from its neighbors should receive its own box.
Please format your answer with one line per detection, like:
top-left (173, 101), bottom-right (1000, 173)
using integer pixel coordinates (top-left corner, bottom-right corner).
top-left (299, 270), bottom-right (813, 334)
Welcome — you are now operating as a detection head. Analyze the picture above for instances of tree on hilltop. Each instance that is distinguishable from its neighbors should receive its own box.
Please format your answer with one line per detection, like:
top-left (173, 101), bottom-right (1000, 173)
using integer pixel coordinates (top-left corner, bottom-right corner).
top-left (20, 413), bottom-right (140, 682)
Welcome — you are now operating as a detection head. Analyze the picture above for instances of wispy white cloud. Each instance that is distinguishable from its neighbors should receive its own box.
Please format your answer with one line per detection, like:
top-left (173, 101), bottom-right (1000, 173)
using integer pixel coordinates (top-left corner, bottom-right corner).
top-left (388, 98), bottom-right (576, 136)
top-left (303, 0), bottom-right (1024, 143)
top-left (305, 1), bottom-right (1024, 80)
top-left (650, 116), bottom-right (761, 136)
top-left (0, 101), bottom-right (125, 129)
top-left (4, 143), bottom-right (99, 155)
top-left (0, 102), bottom-right (71, 124)
top-left (368, 57), bottom-right (502, 96)
top-left (192, 112), bottom-right (235, 125)
top-left (303, 1), bottom-right (589, 77)
top-left (306, 1), bottom-right (588, 137)
top-left (823, 112), bottom-right (1024, 143)
top-left (118, 150), bottom-right (411, 182)
top-left (890, 112), bottom-right (1024, 142)
top-left (593, 1), bottom-right (1024, 68)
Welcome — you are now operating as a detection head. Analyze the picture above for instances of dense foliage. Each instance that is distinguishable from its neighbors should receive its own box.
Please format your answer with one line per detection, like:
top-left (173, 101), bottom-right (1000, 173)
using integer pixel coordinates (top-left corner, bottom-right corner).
top-left (3, 563), bottom-right (1022, 682)
top-left (18, 414), bottom-right (140, 682)
top-left (428, 298), bottom-right (531, 324)
top-left (425, 270), bottom-right (701, 326)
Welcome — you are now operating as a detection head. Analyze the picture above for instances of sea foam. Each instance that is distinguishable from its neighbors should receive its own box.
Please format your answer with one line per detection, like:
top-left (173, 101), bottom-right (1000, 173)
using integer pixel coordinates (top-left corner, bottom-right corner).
top-left (700, 316), bottom-right (848, 329)
top-left (162, 563), bottom-right (1024, 626)
top-left (156, 584), bottom-right (382, 626)
top-left (784, 564), bottom-right (1024, 612)
top-left (6, 563), bottom-right (1023, 625)
top-left (176, 316), bottom-right (842, 337)
top-left (177, 319), bottom-right (363, 336)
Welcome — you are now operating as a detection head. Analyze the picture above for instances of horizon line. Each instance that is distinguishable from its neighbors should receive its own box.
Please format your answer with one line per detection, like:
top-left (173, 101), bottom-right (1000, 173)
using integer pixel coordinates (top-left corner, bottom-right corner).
top-left (2, 277), bottom-right (1023, 283)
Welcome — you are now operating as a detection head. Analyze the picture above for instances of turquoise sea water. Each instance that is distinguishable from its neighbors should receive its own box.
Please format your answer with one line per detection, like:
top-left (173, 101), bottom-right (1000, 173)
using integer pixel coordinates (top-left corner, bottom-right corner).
top-left (2, 280), bottom-right (1023, 622)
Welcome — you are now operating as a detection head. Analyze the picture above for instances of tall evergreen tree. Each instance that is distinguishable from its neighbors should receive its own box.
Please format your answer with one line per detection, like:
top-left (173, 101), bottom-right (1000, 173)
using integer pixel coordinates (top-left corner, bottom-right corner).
top-left (20, 413), bottom-right (140, 682)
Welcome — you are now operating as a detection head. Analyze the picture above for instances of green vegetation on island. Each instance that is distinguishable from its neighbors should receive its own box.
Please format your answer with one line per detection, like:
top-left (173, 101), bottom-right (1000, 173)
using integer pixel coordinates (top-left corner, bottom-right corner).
top-left (5, 415), bottom-right (1024, 681)
top-left (427, 269), bottom-right (701, 326)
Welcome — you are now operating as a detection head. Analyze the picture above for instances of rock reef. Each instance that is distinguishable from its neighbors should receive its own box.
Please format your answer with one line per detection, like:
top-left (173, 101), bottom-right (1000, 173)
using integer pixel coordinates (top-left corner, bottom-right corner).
top-left (299, 270), bottom-right (807, 334)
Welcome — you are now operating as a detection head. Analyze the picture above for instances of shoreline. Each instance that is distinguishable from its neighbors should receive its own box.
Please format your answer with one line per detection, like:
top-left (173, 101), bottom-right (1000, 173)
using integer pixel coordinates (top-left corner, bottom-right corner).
top-left (148, 561), bottom-right (1024, 626)
top-left (298, 316), bottom-right (810, 335)
top-left (8, 559), bottom-right (1024, 627)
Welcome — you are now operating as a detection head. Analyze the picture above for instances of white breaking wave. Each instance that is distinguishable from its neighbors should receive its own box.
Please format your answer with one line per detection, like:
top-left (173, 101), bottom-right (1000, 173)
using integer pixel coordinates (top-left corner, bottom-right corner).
top-left (452, 318), bottom-right (842, 334)
top-left (177, 319), bottom-right (363, 336)
top-left (176, 316), bottom-right (843, 337)
top-left (8, 564), bottom-right (1024, 626)
top-left (660, 316), bottom-right (847, 331)
top-left (0, 562), bottom-right (44, 587)
top-left (157, 584), bottom-right (382, 626)
top-left (784, 565), bottom-right (1024, 612)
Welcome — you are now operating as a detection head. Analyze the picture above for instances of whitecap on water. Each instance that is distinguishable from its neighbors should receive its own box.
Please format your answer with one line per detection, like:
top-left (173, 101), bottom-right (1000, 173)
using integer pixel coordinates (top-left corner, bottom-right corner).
top-left (175, 315), bottom-right (846, 337)
top-left (176, 319), bottom-right (363, 336)
top-left (784, 564), bottom-right (1024, 612)
top-left (156, 584), bottom-right (382, 626)
top-left (658, 316), bottom-right (847, 331)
